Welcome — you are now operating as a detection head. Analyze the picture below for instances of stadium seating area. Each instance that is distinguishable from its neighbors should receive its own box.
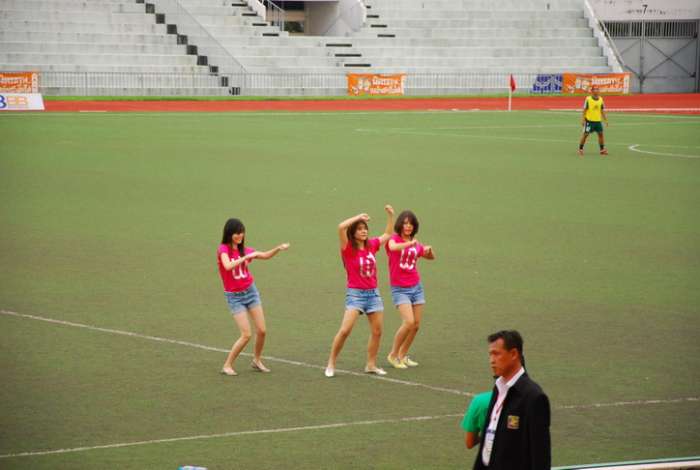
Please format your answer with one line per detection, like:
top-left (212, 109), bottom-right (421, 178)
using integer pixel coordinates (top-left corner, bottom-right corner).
top-left (0, 0), bottom-right (615, 95)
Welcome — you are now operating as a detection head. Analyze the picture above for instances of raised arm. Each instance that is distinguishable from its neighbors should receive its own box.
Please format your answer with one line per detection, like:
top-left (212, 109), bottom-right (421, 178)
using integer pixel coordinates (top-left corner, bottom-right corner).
top-left (378, 204), bottom-right (395, 245)
top-left (219, 251), bottom-right (257, 271)
top-left (423, 245), bottom-right (436, 260)
top-left (255, 243), bottom-right (291, 260)
top-left (338, 213), bottom-right (369, 249)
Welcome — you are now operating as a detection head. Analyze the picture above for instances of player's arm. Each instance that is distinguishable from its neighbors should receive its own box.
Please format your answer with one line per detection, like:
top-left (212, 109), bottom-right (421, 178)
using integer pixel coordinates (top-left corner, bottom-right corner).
top-left (255, 243), bottom-right (290, 260)
top-left (423, 245), bottom-right (436, 260)
top-left (581, 100), bottom-right (588, 126)
top-left (220, 251), bottom-right (257, 271)
top-left (602, 104), bottom-right (608, 126)
top-left (378, 204), bottom-right (395, 245)
top-left (338, 213), bottom-right (369, 250)
top-left (387, 238), bottom-right (417, 252)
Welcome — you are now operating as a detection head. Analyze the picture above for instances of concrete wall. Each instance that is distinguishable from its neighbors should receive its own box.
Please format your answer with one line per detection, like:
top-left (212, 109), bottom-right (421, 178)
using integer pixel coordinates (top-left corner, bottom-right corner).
top-left (305, 0), bottom-right (364, 36)
top-left (590, 0), bottom-right (700, 20)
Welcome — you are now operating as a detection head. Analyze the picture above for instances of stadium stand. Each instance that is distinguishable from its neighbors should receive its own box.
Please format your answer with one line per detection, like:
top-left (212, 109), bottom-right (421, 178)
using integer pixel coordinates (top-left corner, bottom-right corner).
top-left (0, 0), bottom-right (232, 95)
top-left (0, 0), bottom-right (618, 95)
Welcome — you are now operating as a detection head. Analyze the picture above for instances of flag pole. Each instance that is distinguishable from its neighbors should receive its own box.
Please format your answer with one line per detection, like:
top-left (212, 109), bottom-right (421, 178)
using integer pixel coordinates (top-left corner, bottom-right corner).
top-left (508, 84), bottom-right (512, 112)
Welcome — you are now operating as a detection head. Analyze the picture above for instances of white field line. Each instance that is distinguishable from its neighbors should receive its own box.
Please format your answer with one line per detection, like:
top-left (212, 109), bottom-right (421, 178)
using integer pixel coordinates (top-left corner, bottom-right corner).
top-left (1, 309), bottom-right (699, 459)
top-left (549, 107), bottom-right (700, 113)
top-left (628, 144), bottom-right (700, 159)
top-left (2, 309), bottom-right (698, 410)
top-left (0, 413), bottom-right (463, 459)
top-left (355, 128), bottom-right (700, 155)
top-left (0, 309), bottom-right (471, 397)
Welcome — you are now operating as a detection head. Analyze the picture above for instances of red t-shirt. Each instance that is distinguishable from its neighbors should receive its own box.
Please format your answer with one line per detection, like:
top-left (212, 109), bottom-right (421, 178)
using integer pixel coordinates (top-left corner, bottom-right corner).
top-left (217, 244), bottom-right (255, 292)
top-left (341, 237), bottom-right (381, 289)
top-left (385, 233), bottom-right (424, 287)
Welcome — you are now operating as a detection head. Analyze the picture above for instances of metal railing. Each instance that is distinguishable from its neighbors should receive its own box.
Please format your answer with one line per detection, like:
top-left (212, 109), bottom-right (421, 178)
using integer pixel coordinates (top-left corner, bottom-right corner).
top-left (603, 20), bottom-right (699, 38)
top-left (148, 0), bottom-right (248, 79)
top-left (247, 0), bottom-right (285, 32)
top-left (32, 71), bottom-right (585, 96)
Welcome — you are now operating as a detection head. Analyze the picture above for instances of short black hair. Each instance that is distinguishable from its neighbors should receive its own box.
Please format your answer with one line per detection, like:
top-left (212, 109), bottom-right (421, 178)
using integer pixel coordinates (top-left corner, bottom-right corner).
top-left (488, 330), bottom-right (524, 358)
top-left (393, 210), bottom-right (419, 237)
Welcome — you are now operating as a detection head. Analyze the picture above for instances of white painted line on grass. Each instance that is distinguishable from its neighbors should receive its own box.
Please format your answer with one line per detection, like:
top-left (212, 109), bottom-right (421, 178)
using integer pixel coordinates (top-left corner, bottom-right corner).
top-left (2, 309), bottom-right (698, 412)
top-left (0, 309), bottom-right (471, 397)
top-left (0, 413), bottom-right (463, 459)
top-left (628, 144), bottom-right (700, 159)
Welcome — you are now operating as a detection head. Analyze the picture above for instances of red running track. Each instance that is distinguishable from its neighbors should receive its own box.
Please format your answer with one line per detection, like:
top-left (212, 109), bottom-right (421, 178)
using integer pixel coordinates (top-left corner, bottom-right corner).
top-left (44, 94), bottom-right (700, 114)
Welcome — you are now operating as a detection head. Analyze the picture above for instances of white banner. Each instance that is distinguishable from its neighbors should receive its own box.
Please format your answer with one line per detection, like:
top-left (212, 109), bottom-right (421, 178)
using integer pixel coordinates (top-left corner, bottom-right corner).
top-left (0, 93), bottom-right (45, 111)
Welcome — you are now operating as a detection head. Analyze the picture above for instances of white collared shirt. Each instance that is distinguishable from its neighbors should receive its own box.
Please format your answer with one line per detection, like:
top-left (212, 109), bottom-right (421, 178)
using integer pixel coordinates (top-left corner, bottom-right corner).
top-left (481, 367), bottom-right (525, 466)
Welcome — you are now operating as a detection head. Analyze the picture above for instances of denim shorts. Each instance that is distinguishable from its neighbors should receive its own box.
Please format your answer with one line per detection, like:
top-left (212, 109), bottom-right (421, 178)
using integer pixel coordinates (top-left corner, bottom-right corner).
top-left (345, 288), bottom-right (384, 315)
top-left (224, 283), bottom-right (261, 315)
top-left (391, 283), bottom-right (426, 307)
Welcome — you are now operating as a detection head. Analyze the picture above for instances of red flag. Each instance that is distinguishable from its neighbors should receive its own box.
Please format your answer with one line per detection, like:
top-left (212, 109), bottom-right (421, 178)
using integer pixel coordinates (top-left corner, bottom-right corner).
top-left (509, 74), bottom-right (517, 92)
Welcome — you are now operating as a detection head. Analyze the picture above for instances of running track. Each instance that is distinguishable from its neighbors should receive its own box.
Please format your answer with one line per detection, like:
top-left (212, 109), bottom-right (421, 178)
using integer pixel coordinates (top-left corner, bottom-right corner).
top-left (44, 93), bottom-right (700, 114)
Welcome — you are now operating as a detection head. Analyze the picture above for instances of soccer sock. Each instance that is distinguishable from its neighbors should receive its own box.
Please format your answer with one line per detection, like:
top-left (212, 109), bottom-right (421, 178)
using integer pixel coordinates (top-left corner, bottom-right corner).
top-left (579, 144), bottom-right (584, 150)
top-left (600, 144), bottom-right (605, 150)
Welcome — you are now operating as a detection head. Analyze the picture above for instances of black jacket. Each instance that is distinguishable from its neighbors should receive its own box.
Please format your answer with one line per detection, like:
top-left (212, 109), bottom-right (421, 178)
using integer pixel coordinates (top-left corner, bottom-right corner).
top-left (473, 373), bottom-right (551, 470)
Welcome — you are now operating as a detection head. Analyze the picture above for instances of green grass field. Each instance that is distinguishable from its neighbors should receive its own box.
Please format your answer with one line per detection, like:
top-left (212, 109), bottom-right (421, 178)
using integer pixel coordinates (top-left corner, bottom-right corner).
top-left (1, 109), bottom-right (699, 469)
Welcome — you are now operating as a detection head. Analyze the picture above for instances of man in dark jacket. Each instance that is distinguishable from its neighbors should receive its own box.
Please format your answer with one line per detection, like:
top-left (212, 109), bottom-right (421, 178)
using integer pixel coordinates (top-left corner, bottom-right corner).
top-left (473, 330), bottom-right (551, 470)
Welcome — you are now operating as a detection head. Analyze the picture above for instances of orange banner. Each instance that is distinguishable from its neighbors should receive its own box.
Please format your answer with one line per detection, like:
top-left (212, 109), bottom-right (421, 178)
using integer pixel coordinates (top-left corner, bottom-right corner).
top-left (0, 72), bottom-right (39, 93)
top-left (347, 74), bottom-right (406, 96)
top-left (562, 73), bottom-right (630, 95)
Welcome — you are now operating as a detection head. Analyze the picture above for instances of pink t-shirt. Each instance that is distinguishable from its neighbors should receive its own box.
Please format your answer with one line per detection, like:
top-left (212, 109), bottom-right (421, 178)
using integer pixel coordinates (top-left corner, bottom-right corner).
top-left (385, 233), bottom-right (424, 287)
top-left (217, 244), bottom-right (255, 292)
top-left (341, 237), bottom-right (381, 289)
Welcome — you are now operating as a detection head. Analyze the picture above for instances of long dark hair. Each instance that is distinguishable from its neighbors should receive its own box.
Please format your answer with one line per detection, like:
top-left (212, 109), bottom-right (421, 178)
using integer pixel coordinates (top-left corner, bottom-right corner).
top-left (346, 219), bottom-right (368, 251)
top-left (394, 210), bottom-right (419, 238)
top-left (221, 218), bottom-right (246, 256)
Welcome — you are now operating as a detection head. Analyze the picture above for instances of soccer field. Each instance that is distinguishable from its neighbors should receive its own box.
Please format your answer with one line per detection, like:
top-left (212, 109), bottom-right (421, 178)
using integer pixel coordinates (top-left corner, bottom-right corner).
top-left (0, 109), bottom-right (699, 469)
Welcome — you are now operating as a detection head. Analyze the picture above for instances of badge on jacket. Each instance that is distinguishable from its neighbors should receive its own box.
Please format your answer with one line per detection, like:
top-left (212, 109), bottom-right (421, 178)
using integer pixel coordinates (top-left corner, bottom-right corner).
top-left (507, 415), bottom-right (520, 430)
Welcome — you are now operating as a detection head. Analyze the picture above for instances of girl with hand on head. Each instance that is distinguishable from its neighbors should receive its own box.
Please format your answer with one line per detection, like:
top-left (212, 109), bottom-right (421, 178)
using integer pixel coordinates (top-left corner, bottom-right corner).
top-left (325, 205), bottom-right (395, 378)
top-left (217, 218), bottom-right (290, 376)
top-left (385, 210), bottom-right (435, 369)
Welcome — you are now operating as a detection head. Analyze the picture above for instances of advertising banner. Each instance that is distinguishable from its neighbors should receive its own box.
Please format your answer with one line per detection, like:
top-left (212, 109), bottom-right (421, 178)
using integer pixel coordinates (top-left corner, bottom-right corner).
top-left (0, 93), bottom-right (45, 111)
top-left (562, 73), bottom-right (631, 94)
top-left (532, 74), bottom-right (563, 94)
top-left (347, 74), bottom-right (406, 96)
top-left (0, 72), bottom-right (39, 93)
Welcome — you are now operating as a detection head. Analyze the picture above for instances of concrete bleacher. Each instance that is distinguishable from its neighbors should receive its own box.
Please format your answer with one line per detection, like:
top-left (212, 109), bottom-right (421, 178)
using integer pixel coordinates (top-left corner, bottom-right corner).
top-left (0, 0), bottom-right (615, 96)
top-left (336, 0), bottom-right (612, 74)
top-left (0, 0), bottom-right (231, 95)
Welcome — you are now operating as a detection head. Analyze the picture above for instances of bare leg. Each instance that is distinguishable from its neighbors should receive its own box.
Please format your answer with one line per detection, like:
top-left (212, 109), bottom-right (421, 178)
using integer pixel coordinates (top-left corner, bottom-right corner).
top-left (389, 303), bottom-right (416, 360)
top-left (327, 310), bottom-right (360, 369)
top-left (398, 304), bottom-right (423, 359)
top-left (248, 305), bottom-right (268, 371)
top-left (222, 312), bottom-right (252, 374)
top-left (365, 311), bottom-right (384, 369)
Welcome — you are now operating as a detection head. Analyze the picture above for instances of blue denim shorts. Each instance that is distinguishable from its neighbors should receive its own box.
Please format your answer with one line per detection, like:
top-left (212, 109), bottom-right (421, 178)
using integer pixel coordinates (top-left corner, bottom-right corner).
top-left (345, 288), bottom-right (384, 314)
top-left (224, 283), bottom-right (261, 315)
top-left (391, 283), bottom-right (426, 307)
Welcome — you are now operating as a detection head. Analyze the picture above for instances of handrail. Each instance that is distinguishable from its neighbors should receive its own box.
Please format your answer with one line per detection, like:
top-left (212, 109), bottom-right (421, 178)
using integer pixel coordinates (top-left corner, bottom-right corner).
top-left (247, 0), bottom-right (285, 33)
top-left (320, 0), bottom-right (366, 37)
top-left (149, 0), bottom-right (248, 74)
top-left (582, 0), bottom-right (626, 72)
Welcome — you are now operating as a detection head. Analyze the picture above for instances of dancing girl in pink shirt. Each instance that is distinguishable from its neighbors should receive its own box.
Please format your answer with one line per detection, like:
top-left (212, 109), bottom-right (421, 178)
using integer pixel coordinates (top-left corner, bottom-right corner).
top-left (217, 218), bottom-right (289, 376)
top-left (325, 205), bottom-right (395, 378)
top-left (385, 210), bottom-right (435, 369)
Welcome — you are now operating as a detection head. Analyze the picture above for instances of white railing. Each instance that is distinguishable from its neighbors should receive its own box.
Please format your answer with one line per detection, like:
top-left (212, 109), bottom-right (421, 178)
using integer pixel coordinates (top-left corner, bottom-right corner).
top-left (33, 71), bottom-right (577, 96)
top-left (582, 0), bottom-right (625, 73)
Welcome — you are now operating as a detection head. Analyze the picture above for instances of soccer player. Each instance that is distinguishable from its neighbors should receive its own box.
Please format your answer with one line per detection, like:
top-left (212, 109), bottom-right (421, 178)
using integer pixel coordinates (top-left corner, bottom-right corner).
top-left (578, 85), bottom-right (609, 156)
top-left (385, 210), bottom-right (435, 369)
top-left (325, 205), bottom-right (395, 378)
top-left (217, 218), bottom-right (290, 376)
